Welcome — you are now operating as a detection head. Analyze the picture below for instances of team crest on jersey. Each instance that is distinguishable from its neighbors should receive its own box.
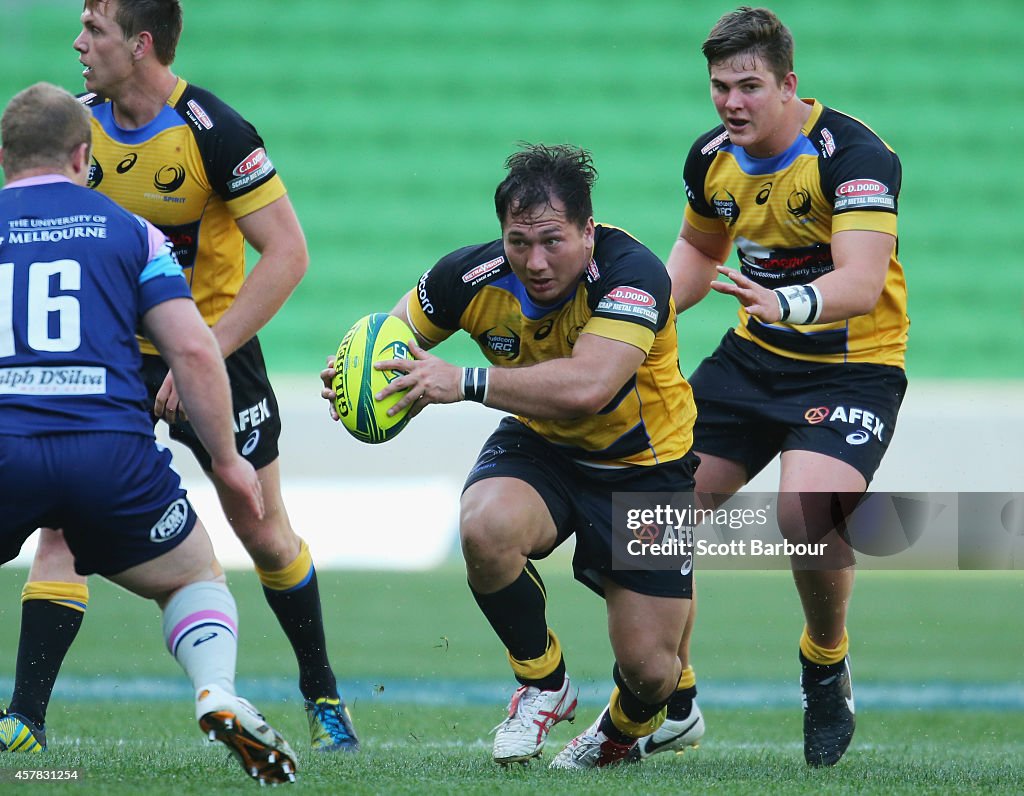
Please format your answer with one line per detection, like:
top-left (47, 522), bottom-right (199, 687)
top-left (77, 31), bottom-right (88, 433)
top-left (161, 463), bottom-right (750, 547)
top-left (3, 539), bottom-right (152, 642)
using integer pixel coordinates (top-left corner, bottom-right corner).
top-left (462, 256), bottom-right (504, 285)
top-left (477, 326), bottom-right (520, 359)
top-left (586, 259), bottom-right (601, 283)
top-left (88, 157), bottom-right (103, 189)
top-left (711, 190), bottom-right (740, 225)
top-left (787, 188), bottom-right (812, 217)
top-left (597, 286), bottom-right (659, 324)
top-left (150, 498), bottom-right (189, 543)
top-left (154, 164), bottom-right (186, 193)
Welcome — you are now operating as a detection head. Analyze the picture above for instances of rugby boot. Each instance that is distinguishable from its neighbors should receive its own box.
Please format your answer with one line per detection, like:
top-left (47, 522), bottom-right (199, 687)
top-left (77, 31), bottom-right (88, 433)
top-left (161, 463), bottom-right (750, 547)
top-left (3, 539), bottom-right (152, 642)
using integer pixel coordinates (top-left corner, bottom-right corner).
top-left (801, 653), bottom-right (856, 767)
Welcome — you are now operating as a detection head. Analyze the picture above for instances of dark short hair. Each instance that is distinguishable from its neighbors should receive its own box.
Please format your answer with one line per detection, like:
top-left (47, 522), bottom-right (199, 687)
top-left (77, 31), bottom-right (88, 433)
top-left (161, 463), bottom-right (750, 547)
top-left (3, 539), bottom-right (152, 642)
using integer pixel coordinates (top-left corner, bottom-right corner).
top-left (85, 0), bottom-right (183, 65)
top-left (702, 6), bottom-right (794, 84)
top-left (1, 82), bottom-right (92, 178)
top-left (494, 143), bottom-right (597, 229)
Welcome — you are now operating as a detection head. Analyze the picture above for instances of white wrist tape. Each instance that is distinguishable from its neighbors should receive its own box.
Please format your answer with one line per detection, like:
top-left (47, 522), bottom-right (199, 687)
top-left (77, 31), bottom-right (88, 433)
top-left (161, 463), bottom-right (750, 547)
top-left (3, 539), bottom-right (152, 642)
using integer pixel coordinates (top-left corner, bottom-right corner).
top-left (773, 284), bottom-right (823, 325)
top-left (462, 367), bottom-right (489, 403)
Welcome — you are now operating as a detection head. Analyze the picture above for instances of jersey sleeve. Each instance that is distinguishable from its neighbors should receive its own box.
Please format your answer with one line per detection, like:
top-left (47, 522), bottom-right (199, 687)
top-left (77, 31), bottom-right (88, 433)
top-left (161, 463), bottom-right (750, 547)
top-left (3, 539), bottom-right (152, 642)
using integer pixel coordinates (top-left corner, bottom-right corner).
top-left (178, 84), bottom-right (287, 220)
top-left (820, 135), bottom-right (901, 237)
top-left (682, 127), bottom-right (730, 235)
top-left (405, 245), bottom-right (490, 345)
top-left (584, 227), bottom-right (671, 355)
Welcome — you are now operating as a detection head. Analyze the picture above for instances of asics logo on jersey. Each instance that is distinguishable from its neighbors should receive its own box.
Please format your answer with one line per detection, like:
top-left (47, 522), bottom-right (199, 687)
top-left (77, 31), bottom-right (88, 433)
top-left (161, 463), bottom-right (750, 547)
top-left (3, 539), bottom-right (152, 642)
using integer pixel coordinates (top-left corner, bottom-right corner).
top-left (755, 182), bottom-right (772, 204)
top-left (154, 165), bottom-right (186, 194)
top-left (533, 319), bottom-right (554, 340)
top-left (117, 153), bottom-right (137, 173)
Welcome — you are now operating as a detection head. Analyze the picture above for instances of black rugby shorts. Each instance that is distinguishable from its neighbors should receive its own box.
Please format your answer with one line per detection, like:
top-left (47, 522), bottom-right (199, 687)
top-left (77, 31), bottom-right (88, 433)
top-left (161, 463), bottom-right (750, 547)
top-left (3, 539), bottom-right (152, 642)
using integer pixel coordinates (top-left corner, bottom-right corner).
top-left (463, 417), bottom-right (699, 598)
top-left (142, 336), bottom-right (282, 471)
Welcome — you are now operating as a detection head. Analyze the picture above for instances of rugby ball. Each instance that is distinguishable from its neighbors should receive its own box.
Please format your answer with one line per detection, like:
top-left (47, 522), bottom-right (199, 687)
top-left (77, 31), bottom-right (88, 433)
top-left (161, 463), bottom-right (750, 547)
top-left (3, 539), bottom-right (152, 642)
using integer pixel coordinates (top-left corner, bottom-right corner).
top-left (332, 313), bottom-right (416, 443)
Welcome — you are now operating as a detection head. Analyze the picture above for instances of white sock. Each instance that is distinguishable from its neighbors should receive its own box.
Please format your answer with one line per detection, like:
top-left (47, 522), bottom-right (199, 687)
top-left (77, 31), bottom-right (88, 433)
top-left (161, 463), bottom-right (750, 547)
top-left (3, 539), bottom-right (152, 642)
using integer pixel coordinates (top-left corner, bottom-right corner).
top-left (161, 581), bottom-right (238, 695)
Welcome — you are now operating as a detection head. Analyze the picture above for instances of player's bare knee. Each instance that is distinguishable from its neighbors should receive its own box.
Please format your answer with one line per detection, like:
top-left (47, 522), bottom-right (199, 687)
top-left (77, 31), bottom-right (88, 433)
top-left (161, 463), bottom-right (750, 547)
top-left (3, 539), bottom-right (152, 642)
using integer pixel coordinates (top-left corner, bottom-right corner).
top-left (615, 653), bottom-right (679, 704)
top-left (231, 516), bottom-right (299, 569)
top-left (460, 520), bottom-right (519, 570)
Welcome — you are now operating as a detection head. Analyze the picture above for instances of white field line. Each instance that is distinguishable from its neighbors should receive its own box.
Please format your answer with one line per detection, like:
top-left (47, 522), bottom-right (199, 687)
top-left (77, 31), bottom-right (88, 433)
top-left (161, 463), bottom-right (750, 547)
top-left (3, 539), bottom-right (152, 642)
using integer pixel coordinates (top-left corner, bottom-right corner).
top-left (4, 676), bottom-right (1022, 711)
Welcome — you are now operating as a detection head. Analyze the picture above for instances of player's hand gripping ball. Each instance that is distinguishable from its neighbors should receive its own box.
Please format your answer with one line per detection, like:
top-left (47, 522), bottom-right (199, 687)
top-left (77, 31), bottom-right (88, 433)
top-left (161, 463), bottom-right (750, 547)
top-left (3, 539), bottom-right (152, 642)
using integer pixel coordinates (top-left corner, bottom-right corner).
top-left (333, 313), bottom-right (416, 443)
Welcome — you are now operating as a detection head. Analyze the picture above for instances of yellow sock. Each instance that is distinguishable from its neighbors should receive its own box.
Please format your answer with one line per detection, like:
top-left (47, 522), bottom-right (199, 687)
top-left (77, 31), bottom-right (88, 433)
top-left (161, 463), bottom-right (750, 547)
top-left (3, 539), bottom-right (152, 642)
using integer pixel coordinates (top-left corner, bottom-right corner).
top-left (22, 581), bottom-right (89, 613)
top-left (608, 686), bottom-right (667, 739)
top-left (677, 664), bottom-right (696, 691)
top-left (800, 626), bottom-right (849, 665)
top-left (508, 629), bottom-right (562, 682)
top-left (255, 539), bottom-right (313, 591)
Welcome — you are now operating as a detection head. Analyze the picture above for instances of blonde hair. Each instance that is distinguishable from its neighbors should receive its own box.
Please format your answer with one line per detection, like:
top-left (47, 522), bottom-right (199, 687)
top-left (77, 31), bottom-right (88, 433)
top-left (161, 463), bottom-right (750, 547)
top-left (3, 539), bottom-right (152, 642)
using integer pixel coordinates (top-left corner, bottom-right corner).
top-left (1, 82), bottom-right (91, 178)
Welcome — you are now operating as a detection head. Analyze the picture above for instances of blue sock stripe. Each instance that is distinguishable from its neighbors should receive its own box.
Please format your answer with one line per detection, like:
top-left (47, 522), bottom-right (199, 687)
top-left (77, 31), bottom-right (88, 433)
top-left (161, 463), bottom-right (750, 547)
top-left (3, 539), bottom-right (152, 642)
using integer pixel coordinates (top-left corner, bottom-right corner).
top-left (278, 564), bottom-right (315, 593)
top-left (170, 620), bottom-right (237, 657)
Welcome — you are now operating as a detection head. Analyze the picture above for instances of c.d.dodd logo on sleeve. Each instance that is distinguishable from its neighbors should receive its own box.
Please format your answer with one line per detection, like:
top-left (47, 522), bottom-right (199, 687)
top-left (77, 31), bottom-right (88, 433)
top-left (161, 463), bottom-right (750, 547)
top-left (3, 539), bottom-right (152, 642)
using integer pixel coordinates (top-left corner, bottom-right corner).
top-left (150, 498), bottom-right (189, 543)
top-left (597, 286), bottom-right (659, 324)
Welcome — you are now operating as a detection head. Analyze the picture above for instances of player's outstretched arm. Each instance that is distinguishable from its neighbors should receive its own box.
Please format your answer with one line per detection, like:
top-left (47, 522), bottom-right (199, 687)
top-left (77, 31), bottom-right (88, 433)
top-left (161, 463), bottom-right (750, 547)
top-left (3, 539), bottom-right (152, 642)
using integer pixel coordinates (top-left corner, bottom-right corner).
top-left (375, 332), bottom-right (645, 421)
top-left (143, 298), bottom-right (264, 519)
top-left (667, 218), bottom-right (732, 312)
top-left (711, 229), bottom-right (894, 325)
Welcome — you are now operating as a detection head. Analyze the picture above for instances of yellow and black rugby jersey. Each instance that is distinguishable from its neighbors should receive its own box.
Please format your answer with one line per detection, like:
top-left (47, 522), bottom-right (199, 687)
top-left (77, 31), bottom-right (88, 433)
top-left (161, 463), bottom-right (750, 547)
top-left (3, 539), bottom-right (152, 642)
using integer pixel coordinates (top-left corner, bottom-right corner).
top-left (683, 99), bottom-right (908, 367)
top-left (407, 225), bottom-right (696, 467)
top-left (81, 78), bottom-right (287, 354)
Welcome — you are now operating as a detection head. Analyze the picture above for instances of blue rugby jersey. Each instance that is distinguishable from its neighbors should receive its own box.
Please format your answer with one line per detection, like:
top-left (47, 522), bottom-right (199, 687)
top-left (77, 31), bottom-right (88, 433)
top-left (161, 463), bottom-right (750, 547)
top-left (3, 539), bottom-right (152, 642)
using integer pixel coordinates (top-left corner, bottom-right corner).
top-left (0, 175), bottom-right (191, 435)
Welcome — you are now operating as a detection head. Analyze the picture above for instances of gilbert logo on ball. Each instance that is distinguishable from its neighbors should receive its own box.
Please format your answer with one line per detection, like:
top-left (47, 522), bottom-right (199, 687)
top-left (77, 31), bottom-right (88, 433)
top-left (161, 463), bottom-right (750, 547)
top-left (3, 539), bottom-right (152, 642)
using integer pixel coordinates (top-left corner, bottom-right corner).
top-left (333, 313), bottom-right (416, 443)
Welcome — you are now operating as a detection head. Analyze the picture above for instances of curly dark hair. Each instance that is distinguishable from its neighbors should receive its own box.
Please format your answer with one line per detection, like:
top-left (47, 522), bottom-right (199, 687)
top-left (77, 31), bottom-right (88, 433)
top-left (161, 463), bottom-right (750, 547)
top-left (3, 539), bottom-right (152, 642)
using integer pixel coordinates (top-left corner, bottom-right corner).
top-left (494, 143), bottom-right (597, 229)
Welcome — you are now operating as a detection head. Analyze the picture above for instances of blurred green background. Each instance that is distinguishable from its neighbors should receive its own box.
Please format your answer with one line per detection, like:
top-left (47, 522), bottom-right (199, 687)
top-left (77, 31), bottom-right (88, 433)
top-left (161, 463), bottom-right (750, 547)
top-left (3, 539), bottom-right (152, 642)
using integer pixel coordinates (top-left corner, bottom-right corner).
top-left (3, 0), bottom-right (1022, 377)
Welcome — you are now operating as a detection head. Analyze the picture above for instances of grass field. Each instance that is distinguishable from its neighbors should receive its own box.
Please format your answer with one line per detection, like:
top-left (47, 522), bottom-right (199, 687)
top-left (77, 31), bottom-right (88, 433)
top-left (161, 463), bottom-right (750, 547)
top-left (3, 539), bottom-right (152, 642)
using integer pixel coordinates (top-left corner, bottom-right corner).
top-left (3, 0), bottom-right (1022, 378)
top-left (2, 3), bottom-right (1022, 789)
top-left (1, 567), bottom-right (1022, 792)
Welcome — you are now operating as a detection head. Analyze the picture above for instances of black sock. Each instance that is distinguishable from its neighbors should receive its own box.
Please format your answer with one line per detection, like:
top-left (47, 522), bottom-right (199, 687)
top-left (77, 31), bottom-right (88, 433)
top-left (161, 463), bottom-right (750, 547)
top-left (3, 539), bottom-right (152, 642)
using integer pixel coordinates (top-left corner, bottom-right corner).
top-left (799, 651), bottom-right (845, 683)
top-left (471, 562), bottom-right (564, 690)
top-left (10, 601), bottom-right (84, 726)
top-left (666, 685), bottom-right (697, 721)
top-left (262, 570), bottom-right (338, 700)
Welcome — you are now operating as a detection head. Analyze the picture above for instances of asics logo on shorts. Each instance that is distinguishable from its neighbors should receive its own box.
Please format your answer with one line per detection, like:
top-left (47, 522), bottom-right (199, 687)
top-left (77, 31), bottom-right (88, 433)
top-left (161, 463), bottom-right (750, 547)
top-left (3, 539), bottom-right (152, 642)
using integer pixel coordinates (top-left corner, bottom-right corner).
top-left (150, 498), bottom-right (188, 543)
top-left (241, 430), bottom-right (260, 456)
